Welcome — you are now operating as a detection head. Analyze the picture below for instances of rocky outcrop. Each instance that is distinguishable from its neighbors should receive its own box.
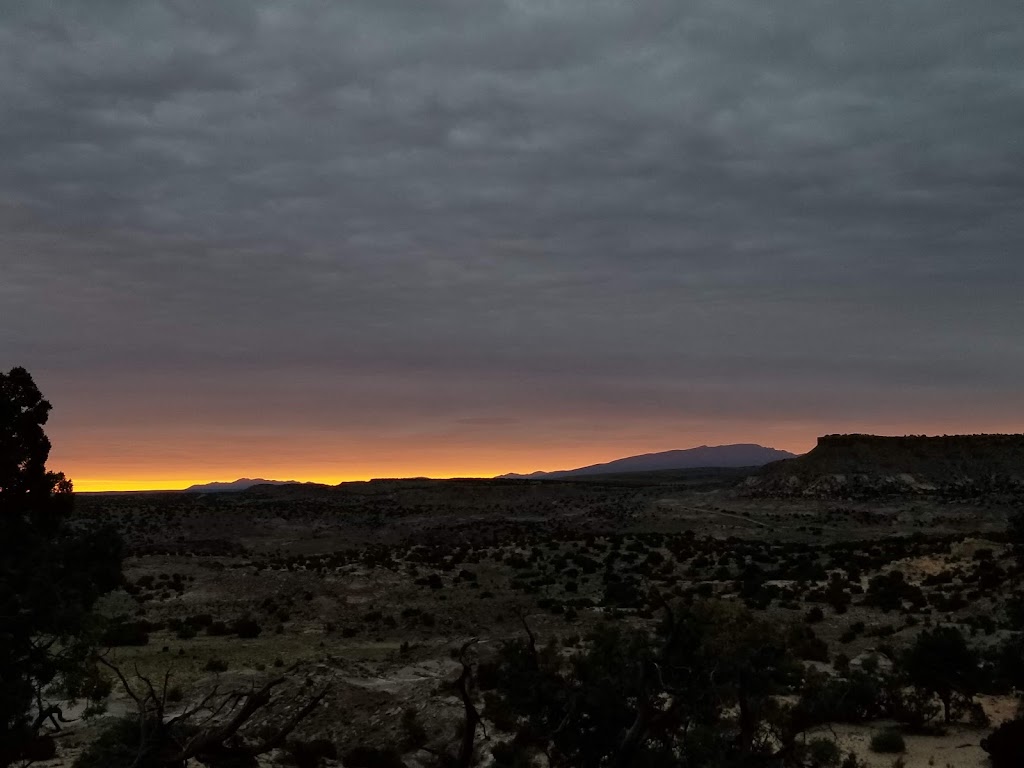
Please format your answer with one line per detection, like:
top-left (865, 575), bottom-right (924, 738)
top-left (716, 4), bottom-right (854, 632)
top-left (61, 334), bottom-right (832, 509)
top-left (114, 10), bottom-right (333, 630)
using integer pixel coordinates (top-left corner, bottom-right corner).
top-left (743, 434), bottom-right (1024, 498)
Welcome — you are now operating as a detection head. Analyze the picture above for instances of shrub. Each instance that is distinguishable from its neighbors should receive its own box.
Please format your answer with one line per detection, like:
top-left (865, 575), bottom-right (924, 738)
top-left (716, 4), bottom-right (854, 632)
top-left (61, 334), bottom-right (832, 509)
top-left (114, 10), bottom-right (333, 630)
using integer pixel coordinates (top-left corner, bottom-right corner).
top-left (869, 729), bottom-right (905, 754)
top-left (981, 717), bottom-right (1024, 768)
top-left (889, 686), bottom-right (941, 730)
top-left (101, 620), bottom-right (150, 647)
top-left (797, 671), bottom-right (885, 723)
top-left (968, 701), bottom-right (990, 728)
top-left (232, 616), bottom-right (262, 639)
top-left (788, 624), bottom-right (830, 662)
top-left (204, 658), bottom-right (228, 673)
top-left (206, 621), bottom-right (231, 636)
top-left (806, 737), bottom-right (842, 767)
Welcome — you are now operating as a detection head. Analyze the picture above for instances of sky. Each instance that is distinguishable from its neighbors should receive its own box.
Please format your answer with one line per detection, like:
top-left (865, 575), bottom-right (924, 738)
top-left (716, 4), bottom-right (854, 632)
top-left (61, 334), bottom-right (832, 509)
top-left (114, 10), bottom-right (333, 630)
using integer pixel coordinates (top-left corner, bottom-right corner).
top-left (2, 1), bottom-right (1023, 491)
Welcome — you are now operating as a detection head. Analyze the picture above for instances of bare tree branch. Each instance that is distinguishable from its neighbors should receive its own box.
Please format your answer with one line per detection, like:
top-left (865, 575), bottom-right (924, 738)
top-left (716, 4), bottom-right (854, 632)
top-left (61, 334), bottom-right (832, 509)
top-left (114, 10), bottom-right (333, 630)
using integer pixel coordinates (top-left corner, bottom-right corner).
top-left (96, 656), bottom-right (142, 709)
top-left (91, 659), bottom-right (330, 767)
top-left (455, 638), bottom-right (482, 768)
top-left (516, 611), bottom-right (539, 671)
top-left (165, 685), bottom-right (221, 727)
top-left (170, 677), bottom-right (286, 762)
top-left (245, 685), bottom-right (331, 755)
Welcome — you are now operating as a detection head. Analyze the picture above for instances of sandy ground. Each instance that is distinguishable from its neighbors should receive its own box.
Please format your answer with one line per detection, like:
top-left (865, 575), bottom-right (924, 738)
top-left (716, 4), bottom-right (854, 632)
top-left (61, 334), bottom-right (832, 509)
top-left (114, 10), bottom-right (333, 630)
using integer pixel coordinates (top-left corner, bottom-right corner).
top-left (825, 694), bottom-right (1018, 768)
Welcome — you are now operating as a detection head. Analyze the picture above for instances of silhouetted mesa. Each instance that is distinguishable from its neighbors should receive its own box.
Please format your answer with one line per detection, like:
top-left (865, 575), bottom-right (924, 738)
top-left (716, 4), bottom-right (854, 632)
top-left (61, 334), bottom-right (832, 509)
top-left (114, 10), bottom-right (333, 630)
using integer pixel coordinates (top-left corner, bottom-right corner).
top-left (744, 433), bottom-right (1024, 498)
top-left (183, 478), bottom-right (301, 493)
top-left (499, 444), bottom-right (797, 479)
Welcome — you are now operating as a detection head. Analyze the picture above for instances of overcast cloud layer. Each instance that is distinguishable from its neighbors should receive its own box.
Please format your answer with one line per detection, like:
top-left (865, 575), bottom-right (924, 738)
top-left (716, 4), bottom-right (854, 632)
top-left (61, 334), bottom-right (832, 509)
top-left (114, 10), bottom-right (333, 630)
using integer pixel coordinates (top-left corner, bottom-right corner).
top-left (2, 1), bottom-right (1023, 479)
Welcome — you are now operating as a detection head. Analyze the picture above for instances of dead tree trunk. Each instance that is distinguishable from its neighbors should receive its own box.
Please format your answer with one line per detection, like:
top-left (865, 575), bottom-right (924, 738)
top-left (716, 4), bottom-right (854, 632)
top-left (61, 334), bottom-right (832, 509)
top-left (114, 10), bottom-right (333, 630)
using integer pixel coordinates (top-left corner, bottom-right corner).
top-left (97, 656), bottom-right (329, 767)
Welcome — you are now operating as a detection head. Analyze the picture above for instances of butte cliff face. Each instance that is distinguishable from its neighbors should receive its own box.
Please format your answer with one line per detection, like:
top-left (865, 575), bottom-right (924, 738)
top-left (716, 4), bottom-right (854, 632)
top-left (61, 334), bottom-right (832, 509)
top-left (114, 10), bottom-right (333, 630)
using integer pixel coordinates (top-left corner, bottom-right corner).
top-left (743, 434), bottom-right (1024, 498)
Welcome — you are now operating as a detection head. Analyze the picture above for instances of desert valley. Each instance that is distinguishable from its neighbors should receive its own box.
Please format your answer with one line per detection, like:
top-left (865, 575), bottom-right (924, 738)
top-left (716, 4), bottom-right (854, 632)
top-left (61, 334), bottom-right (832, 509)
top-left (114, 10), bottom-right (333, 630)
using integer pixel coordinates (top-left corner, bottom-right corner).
top-left (26, 434), bottom-right (1024, 768)
top-left (5, 3), bottom-right (1022, 766)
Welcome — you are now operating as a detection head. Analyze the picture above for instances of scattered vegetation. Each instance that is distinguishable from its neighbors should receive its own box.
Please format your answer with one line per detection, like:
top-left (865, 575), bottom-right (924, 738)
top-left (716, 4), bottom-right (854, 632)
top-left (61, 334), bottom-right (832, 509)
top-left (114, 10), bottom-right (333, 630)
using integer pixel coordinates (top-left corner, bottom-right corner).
top-left (869, 729), bottom-right (906, 754)
top-left (8, 367), bottom-right (1024, 767)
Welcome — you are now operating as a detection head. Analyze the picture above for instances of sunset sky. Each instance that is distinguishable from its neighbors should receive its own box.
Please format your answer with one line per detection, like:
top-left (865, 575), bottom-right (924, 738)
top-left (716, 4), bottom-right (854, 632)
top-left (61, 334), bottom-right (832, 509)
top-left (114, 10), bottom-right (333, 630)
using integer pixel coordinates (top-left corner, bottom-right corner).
top-left (3, 2), bottom-right (1022, 491)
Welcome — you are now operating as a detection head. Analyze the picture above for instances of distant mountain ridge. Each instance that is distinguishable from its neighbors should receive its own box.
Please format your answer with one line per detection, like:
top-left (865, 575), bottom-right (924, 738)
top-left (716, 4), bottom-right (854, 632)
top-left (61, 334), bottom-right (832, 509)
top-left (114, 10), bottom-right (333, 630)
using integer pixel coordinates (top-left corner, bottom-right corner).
top-left (499, 444), bottom-right (798, 479)
top-left (745, 433), bottom-right (1024, 497)
top-left (183, 478), bottom-right (301, 493)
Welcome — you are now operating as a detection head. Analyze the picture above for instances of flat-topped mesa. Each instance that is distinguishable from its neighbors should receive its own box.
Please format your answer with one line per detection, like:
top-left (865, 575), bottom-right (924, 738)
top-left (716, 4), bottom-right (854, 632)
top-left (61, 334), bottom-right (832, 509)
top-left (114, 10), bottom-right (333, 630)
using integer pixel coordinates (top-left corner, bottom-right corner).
top-left (745, 433), bottom-right (1024, 498)
top-left (814, 433), bottom-right (1024, 450)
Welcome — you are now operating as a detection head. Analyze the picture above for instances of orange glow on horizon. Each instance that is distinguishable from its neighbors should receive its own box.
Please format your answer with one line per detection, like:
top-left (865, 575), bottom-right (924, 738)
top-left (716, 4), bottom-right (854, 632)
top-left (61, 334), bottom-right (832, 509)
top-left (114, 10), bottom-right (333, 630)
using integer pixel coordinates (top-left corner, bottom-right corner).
top-left (72, 470), bottom-right (490, 493)
top-left (63, 445), bottom-right (813, 493)
top-left (68, 456), bottom-right (690, 492)
top-left (71, 474), bottom-right (370, 493)
top-left (38, 361), bottom-right (1024, 494)
top-left (56, 432), bottom-right (823, 493)
top-left (67, 463), bottom-right (542, 493)
top-left (51, 412), bottom-right (1024, 493)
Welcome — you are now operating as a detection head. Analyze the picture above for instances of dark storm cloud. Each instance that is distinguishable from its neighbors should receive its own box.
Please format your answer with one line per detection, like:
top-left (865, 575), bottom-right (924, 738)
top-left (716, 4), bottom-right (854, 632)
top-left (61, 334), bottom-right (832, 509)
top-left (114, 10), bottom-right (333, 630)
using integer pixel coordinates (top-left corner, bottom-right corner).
top-left (2, 0), bottom-right (1023, 429)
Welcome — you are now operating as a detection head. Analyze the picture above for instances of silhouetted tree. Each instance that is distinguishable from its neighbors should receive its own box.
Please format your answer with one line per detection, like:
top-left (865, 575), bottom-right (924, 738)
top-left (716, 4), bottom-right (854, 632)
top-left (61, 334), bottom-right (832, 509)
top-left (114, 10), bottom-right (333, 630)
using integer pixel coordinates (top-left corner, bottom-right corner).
top-left (903, 626), bottom-right (979, 724)
top-left (403, 639), bottom-right (484, 768)
top-left (0, 367), bottom-right (123, 766)
top-left (486, 600), bottom-right (806, 768)
top-left (824, 572), bottom-right (851, 614)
